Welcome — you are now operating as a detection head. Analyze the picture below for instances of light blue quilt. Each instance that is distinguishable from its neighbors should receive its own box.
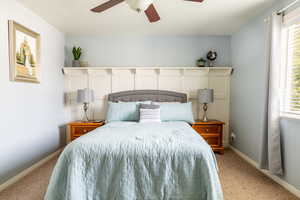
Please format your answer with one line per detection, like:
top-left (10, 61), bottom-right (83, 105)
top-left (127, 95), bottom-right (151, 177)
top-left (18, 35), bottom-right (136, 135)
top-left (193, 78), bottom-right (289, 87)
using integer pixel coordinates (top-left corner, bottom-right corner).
top-left (45, 122), bottom-right (223, 200)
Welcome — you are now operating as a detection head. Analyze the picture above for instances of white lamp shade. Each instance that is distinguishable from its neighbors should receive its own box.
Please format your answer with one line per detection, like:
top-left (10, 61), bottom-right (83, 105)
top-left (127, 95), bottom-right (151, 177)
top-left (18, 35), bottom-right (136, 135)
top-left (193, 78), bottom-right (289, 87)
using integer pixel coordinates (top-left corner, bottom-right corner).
top-left (125, 0), bottom-right (153, 11)
top-left (198, 89), bottom-right (214, 104)
top-left (77, 88), bottom-right (95, 103)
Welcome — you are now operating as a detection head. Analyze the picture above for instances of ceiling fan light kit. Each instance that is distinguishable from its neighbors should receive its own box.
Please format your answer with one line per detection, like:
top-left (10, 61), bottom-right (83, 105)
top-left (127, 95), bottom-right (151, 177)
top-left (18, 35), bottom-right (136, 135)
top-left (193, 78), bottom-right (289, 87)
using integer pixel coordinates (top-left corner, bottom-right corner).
top-left (126, 0), bottom-right (153, 12)
top-left (91, 0), bottom-right (204, 23)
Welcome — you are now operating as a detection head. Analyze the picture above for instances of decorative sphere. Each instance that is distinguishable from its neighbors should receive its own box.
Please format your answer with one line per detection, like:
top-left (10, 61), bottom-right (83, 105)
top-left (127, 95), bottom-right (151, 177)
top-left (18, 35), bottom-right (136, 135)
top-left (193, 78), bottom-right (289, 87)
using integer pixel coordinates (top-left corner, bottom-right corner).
top-left (207, 51), bottom-right (217, 61)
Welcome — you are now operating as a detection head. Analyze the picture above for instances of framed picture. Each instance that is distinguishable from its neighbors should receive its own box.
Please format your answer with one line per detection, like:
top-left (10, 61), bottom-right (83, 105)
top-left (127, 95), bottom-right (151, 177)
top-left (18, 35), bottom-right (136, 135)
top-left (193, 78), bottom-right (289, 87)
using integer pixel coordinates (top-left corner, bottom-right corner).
top-left (8, 20), bottom-right (40, 83)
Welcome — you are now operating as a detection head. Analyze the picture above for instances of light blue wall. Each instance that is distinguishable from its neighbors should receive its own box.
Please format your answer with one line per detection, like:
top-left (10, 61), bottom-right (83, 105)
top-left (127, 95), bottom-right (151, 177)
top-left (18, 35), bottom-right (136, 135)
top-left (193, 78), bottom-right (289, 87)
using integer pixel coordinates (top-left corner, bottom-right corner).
top-left (231, 0), bottom-right (300, 190)
top-left (230, 12), bottom-right (268, 162)
top-left (0, 0), bottom-right (67, 184)
top-left (66, 36), bottom-right (231, 67)
top-left (280, 118), bottom-right (300, 188)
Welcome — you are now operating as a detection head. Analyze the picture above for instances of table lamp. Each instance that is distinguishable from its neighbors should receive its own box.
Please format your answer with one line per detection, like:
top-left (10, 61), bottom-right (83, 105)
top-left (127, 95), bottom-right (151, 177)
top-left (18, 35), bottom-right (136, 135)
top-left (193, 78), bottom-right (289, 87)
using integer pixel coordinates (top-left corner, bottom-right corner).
top-left (77, 88), bottom-right (95, 121)
top-left (198, 89), bottom-right (214, 122)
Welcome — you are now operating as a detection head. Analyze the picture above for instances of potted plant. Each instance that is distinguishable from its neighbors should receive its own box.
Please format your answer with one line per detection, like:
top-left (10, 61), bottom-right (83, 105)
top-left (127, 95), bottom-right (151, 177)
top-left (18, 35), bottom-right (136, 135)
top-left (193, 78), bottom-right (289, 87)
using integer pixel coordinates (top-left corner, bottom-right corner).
top-left (72, 46), bottom-right (82, 67)
top-left (197, 58), bottom-right (206, 67)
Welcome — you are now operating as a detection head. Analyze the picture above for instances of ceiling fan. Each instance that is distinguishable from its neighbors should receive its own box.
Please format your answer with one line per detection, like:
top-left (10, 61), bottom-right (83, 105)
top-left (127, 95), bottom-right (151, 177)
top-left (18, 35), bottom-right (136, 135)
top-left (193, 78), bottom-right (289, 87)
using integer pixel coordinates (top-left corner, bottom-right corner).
top-left (91, 0), bottom-right (204, 23)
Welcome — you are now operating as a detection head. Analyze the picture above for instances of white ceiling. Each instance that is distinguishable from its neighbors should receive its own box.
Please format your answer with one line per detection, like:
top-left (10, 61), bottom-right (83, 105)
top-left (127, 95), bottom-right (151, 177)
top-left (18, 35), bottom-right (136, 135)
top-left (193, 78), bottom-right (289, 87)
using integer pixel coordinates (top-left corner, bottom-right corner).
top-left (18, 0), bottom-right (276, 36)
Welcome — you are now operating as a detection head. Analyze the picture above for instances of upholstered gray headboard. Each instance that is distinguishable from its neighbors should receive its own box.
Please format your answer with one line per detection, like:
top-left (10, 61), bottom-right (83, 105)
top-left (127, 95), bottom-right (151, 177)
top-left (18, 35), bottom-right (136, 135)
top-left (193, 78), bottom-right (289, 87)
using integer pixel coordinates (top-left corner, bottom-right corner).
top-left (108, 90), bottom-right (187, 103)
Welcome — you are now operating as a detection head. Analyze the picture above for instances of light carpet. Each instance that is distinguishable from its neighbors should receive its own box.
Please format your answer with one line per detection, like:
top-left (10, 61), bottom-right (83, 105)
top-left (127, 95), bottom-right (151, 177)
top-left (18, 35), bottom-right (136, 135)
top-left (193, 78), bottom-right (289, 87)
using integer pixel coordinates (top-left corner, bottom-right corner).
top-left (0, 149), bottom-right (298, 200)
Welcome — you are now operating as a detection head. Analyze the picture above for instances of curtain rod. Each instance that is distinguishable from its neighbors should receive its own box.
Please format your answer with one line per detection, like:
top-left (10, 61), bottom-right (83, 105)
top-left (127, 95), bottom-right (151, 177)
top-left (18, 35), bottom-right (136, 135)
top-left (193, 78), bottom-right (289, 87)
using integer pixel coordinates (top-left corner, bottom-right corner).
top-left (277, 0), bottom-right (300, 15)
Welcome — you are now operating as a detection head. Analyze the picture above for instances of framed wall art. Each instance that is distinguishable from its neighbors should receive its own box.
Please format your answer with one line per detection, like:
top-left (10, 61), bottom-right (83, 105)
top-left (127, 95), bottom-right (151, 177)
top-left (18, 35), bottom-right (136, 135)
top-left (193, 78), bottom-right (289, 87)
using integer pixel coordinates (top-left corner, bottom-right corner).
top-left (8, 20), bottom-right (40, 83)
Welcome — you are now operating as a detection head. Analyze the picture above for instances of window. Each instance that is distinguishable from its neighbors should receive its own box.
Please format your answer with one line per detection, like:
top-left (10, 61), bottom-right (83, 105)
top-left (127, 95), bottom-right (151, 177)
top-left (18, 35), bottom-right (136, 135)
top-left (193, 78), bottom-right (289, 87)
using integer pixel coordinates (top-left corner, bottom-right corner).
top-left (282, 24), bottom-right (300, 114)
top-left (281, 15), bottom-right (300, 116)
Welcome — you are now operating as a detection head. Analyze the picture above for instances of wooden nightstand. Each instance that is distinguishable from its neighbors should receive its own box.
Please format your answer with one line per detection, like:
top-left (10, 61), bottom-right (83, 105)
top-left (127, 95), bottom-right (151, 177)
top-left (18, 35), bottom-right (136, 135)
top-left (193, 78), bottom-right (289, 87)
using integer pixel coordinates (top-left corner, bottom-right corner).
top-left (67, 121), bottom-right (105, 143)
top-left (192, 120), bottom-right (225, 154)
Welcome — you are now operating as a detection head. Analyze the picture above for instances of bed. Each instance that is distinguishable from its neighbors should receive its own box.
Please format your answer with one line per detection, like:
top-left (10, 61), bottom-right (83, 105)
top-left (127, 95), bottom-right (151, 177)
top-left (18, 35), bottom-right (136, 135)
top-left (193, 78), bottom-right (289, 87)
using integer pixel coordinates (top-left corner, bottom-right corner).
top-left (45, 90), bottom-right (223, 200)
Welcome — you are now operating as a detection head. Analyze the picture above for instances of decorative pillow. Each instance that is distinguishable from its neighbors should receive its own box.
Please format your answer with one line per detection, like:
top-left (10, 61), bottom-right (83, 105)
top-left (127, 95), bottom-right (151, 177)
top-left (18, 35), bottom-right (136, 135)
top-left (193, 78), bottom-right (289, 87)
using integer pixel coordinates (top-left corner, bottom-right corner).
top-left (106, 101), bottom-right (151, 122)
top-left (154, 102), bottom-right (195, 123)
top-left (139, 104), bottom-right (161, 123)
top-left (140, 104), bottom-right (160, 109)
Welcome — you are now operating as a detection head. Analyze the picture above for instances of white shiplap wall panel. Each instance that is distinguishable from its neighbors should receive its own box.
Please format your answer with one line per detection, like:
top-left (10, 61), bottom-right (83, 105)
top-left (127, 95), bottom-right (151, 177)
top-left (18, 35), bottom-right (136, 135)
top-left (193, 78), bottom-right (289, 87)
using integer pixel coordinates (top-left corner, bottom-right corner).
top-left (64, 67), bottom-right (232, 145)
top-left (112, 69), bottom-right (135, 92)
top-left (65, 70), bottom-right (88, 121)
top-left (183, 69), bottom-right (209, 99)
top-left (88, 69), bottom-right (111, 100)
top-left (209, 77), bottom-right (228, 100)
top-left (66, 71), bottom-right (88, 104)
top-left (208, 69), bottom-right (231, 145)
top-left (135, 69), bottom-right (158, 90)
top-left (91, 100), bottom-right (107, 121)
top-left (158, 69), bottom-right (183, 92)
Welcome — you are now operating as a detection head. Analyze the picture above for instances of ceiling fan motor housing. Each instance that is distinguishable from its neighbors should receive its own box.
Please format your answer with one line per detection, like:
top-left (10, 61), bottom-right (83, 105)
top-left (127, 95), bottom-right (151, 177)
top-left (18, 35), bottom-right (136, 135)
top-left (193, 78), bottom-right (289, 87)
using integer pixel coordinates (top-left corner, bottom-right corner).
top-left (125, 0), bottom-right (154, 12)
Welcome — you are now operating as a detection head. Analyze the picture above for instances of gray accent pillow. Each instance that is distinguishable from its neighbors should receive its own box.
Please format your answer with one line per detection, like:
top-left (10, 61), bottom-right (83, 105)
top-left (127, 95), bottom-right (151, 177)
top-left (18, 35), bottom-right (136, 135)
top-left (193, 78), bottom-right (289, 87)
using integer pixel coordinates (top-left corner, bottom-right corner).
top-left (140, 104), bottom-right (160, 109)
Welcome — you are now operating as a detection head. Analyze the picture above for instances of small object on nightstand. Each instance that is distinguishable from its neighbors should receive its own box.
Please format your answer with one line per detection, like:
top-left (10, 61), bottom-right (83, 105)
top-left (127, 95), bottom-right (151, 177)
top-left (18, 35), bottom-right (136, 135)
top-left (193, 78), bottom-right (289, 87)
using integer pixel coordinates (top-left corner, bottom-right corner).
top-left (192, 120), bottom-right (224, 154)
top-left (67, 121), bottom-right (105, 143)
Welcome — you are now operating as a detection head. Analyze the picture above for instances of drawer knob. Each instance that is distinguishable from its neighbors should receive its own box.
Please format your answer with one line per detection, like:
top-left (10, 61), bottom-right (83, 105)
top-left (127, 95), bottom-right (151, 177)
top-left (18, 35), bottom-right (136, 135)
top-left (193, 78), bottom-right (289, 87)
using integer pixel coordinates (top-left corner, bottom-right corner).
top-left (83, 129), bottom-right (87, 133)
top-left (206, 129), bottom-right (209, 132)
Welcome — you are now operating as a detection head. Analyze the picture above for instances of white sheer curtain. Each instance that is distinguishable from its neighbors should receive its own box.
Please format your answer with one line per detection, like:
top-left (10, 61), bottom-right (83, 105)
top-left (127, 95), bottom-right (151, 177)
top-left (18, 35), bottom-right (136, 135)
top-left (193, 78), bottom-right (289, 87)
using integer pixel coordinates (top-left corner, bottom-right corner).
top-left (259, 12), bottom-right (283, 175)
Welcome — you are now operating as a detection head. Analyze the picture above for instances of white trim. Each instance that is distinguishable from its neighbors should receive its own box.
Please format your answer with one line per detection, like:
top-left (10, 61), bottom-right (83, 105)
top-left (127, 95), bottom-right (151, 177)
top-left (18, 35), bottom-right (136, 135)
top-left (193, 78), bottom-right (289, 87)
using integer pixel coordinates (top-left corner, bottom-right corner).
top-left (0, 148), bottom-right (62, 192)
top-left (63, 67), bottom-right (233, 76)
top-left (280, 112), bottom-right (300, 120)
top-left (229, 145), bottom-right (300, 198)
top-left (63, 66), bottom-right (232, 70)
top-left (278, 0), bottom-right (300, 15)
top-left (283, 5), bottom-right (300, 26)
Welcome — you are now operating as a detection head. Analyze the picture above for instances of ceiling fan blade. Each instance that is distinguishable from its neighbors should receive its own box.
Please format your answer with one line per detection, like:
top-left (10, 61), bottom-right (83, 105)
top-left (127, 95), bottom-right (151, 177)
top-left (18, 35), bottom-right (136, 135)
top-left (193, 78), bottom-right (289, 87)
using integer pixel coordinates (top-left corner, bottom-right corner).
top-left (144, 4), bottom-right (160, 23)
top-left (91, 0), bottom-right (125, 12)
top-left (185, 0), bottom-right (204, 2)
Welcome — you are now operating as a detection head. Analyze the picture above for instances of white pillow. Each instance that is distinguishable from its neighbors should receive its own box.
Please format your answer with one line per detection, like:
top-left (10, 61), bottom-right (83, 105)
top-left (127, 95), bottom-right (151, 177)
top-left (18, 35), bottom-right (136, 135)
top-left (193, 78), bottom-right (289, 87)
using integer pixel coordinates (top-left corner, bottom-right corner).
top-left (139, 104), bottom-right (161, 123)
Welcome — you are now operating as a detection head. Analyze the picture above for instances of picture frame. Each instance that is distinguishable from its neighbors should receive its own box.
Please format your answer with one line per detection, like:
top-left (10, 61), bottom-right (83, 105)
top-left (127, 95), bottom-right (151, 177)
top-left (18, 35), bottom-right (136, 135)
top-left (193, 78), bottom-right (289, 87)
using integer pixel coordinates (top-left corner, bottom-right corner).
top-left (8, 20), bottom-right (40, 83)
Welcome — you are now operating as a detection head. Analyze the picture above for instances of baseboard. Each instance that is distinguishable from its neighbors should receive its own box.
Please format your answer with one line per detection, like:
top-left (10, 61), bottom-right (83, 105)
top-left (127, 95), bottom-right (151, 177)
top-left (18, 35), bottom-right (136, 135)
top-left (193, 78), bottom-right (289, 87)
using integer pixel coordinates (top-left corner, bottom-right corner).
top-left (229, 145), bottom-right (300, 198)
top-left (0, 148), bottom-right (62, 192)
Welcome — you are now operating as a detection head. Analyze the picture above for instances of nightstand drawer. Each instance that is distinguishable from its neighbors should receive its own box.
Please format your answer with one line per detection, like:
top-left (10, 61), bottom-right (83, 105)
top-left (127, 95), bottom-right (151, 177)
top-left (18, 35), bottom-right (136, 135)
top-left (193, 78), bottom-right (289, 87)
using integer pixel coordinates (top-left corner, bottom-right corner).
top-left (67, 121), bottom-right (105, 143)
top-left (192, 120), bottom-right (224, 154)
top-left (201, 134), bottom-right (221, 146)
top-left (72, 126), bottom-right (98, 136)
top-left (193, 125), bottom-right (221, 134)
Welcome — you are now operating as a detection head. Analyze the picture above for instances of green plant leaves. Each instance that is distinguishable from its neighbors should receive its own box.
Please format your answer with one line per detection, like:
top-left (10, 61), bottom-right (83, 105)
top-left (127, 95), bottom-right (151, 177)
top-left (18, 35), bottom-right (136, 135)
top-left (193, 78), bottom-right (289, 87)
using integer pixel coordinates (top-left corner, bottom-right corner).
top-left (72, 46), bottom-right (82, 60)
